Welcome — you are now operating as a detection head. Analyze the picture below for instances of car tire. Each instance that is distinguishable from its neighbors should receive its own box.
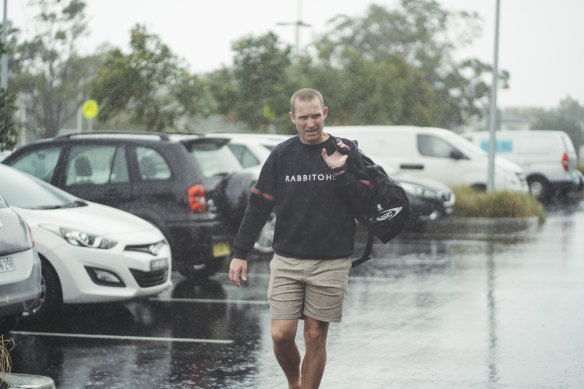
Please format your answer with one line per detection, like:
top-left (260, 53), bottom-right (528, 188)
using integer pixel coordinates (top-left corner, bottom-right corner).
top-left (27, 258), bottom-right (62, 321)
top-left (528, 176), bottom-right (550, 202)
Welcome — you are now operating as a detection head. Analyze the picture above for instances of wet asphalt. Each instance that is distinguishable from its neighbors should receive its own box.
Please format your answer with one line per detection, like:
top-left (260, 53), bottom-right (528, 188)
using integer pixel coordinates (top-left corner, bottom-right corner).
top-left (7, 199), bottom-right (584, 388)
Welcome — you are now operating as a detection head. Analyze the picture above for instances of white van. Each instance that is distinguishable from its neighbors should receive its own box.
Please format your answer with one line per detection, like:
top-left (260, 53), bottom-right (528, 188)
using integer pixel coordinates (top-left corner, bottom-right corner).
top-left (463, 130), bottom-right (581, 200)
top-left (327, 125), bottom-right (529, 193)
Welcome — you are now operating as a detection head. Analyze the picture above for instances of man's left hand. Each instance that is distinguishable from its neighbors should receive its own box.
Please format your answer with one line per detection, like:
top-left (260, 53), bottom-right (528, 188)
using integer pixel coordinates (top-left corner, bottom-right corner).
top-left (322, 139), bottom-right (349, 171)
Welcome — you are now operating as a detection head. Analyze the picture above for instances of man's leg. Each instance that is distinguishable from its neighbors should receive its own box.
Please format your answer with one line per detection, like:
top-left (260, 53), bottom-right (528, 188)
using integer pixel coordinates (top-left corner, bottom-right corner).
top-left (301, 317), bottom-right (330, 389)
top-left (272, 319), bottom-right (301, 389)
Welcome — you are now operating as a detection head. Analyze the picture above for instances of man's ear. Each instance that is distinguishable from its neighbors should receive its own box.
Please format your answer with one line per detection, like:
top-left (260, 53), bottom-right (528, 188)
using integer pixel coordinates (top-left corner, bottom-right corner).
top-left (289, 111), bottom-right (295, 123)
top-left (323, 107), bottom-right (328, 120)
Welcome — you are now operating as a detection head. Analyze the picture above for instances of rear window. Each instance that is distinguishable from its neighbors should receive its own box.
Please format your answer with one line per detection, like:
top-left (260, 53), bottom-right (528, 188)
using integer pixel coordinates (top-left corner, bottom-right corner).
top-left (190, 143), bottom-right (243, 177)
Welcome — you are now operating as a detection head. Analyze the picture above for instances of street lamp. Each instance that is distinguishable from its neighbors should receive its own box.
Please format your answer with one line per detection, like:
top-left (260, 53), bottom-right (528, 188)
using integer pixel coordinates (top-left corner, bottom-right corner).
top-left (277, 0), bottom-right (311, 60)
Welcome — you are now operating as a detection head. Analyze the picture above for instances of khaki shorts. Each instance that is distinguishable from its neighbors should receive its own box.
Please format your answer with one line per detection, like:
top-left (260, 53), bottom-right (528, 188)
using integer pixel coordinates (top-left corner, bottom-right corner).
top-left (267, 253), bottom-right (352, 323)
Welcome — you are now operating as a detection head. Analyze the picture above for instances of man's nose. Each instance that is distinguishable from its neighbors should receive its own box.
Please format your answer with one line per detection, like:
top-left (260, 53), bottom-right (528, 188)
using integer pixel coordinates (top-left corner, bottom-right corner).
top-left (307, 119), bottom-right (315, 128)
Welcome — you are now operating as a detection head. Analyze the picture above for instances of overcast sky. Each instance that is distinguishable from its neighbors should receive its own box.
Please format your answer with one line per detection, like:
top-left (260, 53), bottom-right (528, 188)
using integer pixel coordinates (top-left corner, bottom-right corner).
top-left (9, 0), bottom-right (584, 109)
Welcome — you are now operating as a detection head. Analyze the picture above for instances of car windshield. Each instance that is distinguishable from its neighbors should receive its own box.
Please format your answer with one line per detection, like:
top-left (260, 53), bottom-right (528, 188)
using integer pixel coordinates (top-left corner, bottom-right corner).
top-left (0, 165), bottom-right (85, 210)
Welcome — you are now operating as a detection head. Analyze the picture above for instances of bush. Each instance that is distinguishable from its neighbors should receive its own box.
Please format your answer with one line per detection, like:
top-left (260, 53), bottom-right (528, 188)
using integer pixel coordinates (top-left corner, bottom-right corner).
top-left (577, 163), bottom-right (584, 174)
top-left (452, 187), bottom-right (546, 224)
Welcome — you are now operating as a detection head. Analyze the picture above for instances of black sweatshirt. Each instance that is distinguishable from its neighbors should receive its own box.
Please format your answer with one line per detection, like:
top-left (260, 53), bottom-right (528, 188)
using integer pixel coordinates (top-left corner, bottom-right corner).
top-left (232, 135), bottom-right (374, 260)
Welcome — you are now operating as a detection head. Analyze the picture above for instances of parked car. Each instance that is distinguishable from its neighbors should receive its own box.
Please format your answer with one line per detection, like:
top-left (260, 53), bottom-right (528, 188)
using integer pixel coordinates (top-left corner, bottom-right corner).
top-left (326, 126), bottom-right (529, 193)
top-left (463, 130), bottom-right (582, 201)
top-left (209, 132), bottom-right (455, 250)
top-left (2, 131), bottom-right (255, 278)
top-left (0, 164), bottom-right (173, 319)
top-left (0, 193), bottom-right (42, 333)
top-left (0, 149), bottom-right (12, 161)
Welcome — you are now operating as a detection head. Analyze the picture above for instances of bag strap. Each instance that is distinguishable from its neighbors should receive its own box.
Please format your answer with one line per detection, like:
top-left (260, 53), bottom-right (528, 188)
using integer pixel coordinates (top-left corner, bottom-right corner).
top-left (351, 227), bottom-right (375, 268)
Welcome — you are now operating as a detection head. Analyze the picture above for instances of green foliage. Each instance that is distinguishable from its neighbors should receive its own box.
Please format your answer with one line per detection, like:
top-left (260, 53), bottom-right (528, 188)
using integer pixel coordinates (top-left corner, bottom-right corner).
top-left (309, 0), bottom-right (507, 128)
top-left (452, 186), bottom-right (546, 224)
top-left (10, 0), bottom-right (99, 138)
top-left (0, 89), bottom-right (18, 151)
top-left (229, 32), bottom-right (296, 132)
top-left (90, 25), bottom-right (213, 132)
top-left (528, 97), bottom-right (584, 156)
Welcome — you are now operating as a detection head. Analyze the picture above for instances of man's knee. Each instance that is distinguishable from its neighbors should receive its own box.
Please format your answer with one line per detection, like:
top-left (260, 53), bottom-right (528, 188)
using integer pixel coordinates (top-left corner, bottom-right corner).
top-left (271, 320), bottom-right (298, 346)
top-left (304, 319), bottom-right (329, 349)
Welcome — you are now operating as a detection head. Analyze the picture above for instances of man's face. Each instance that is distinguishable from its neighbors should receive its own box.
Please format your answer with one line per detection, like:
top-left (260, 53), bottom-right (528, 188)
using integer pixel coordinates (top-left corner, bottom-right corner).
top-left (289, 98), bottom-right (328, 145)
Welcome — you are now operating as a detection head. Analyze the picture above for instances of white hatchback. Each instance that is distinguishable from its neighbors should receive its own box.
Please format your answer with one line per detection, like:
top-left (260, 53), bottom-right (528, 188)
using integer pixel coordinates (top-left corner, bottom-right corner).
top-left (0, 165), bottom-right (172, 320)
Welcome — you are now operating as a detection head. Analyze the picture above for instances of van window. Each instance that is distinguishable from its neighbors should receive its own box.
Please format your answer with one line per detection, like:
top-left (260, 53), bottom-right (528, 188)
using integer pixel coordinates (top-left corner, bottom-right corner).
top-left (418, 134), bottom-right (464, 159)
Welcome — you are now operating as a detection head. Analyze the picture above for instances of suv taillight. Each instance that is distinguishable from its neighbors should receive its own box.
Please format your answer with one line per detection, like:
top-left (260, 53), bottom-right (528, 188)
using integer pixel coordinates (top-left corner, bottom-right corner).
top-left (187, 184), bottom-right (206, 213)
top-left (562, 153), bottom-right (569, 172)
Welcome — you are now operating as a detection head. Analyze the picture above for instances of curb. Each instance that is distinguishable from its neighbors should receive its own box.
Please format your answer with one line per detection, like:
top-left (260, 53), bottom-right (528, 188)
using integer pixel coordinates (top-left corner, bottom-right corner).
top-left (1, 374), bottom-right (56, 389)
top-left (407, 216), bottom-right (540, 239)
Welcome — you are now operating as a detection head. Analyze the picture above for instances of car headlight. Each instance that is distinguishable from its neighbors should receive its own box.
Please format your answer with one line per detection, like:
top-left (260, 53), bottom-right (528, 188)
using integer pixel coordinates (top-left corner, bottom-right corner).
top-left (40, 225), bottom-right (118, 249)
top-left (399, 182), bottom-right (437, 199)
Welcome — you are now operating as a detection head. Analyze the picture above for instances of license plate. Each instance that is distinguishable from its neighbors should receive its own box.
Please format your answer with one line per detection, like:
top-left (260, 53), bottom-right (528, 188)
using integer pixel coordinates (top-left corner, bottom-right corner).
top-left (150, 258), bottom-right (168, 271)
top-left (0, 257), bottom-right (15, 273)
top-left (212, 242), bottom-right (231, 258)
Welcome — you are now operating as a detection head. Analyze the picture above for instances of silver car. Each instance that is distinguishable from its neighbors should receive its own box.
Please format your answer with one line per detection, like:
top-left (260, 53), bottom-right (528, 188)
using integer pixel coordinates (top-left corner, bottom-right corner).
top-left (0, 194), bottom-right (42, 334)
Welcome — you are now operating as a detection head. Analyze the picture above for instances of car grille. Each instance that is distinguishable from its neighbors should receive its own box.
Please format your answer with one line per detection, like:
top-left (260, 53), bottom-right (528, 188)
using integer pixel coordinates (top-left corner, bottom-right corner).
top-left (130, 267), bottom-right (169, 287)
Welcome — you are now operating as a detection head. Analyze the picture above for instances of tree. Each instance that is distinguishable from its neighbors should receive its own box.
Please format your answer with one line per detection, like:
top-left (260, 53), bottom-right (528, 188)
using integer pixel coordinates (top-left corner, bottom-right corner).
top-left (312, 0), bottom-right (508, 128)
top-left (90, 24), bottom-right (213, 132)
top-left (0, 26), bottom-right (18, 150)
top-left (229, 32), bottom-right (296, 132)
top-left (0, 89), bottom-right (18, 150)
top-left (299, 46), bottom-right (441, 126)
top-left (10, 0), bottom-right (101, 138)
top-left (530, 98), bottom-right (584, 157)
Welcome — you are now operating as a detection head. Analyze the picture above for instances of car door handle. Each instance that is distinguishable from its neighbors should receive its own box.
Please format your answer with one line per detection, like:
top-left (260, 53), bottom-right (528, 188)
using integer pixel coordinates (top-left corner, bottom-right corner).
top-left (400, 164), bottom-right (424, 170)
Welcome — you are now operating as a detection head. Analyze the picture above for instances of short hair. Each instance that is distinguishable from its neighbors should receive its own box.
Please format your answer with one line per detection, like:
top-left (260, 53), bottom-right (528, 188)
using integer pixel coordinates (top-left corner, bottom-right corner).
top-left (290, 88), bottom-right (324, 116)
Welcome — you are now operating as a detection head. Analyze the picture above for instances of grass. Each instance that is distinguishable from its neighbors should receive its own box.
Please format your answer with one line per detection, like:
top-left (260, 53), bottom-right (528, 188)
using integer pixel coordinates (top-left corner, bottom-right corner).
top-left (0, 335), bottom-right (15, 389)
top-left (452, 186), bottom-right (546, 224)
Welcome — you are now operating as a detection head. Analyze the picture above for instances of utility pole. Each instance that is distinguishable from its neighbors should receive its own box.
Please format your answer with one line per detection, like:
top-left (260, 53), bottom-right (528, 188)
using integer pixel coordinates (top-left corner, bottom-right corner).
top-left (487, 0), bottom-right (501, 192)
top-left (277, 0), bottom-right (311, 60)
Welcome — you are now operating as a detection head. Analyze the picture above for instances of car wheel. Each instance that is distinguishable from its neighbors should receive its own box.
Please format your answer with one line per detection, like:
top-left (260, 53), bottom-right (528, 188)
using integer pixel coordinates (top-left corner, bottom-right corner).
top-left (28, 258), bottom-right (62, 321)
top-left (253, 212), bottom-right (275, 254)
top-left (528, 176), bottom-right (550, 202)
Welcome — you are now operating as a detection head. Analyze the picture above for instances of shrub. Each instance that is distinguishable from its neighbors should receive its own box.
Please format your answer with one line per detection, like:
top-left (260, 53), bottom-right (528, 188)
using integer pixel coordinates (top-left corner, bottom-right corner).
top-left (452, 187), bottom-right (546, 224)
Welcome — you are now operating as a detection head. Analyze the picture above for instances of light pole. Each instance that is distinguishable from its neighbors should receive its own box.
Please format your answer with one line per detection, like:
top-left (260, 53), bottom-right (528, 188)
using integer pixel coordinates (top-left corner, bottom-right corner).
top-left (277, 0), bottom-right (311, 60)
top-left (487, 0), bottom-right (501, 192)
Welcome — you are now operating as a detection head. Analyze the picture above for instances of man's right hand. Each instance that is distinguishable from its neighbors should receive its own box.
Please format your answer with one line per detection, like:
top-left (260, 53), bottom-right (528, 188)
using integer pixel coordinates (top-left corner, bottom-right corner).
top-left (229, 258), bottom-right (247, 287)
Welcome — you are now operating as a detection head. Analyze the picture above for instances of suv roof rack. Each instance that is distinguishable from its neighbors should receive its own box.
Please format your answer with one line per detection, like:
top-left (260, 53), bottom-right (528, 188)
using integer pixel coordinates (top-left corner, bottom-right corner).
top-left (55, 131), bottom-right (172, 141)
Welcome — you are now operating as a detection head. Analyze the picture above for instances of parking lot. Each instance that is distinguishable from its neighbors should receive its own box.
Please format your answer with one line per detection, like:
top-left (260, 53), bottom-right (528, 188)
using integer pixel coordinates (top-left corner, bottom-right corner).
top-left (5, 199), bottom-right (584, 388)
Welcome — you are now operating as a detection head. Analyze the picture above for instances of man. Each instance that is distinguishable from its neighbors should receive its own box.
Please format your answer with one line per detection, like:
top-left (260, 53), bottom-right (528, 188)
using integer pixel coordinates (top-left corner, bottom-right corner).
top-left (229, 88), bottom-right (373, 388)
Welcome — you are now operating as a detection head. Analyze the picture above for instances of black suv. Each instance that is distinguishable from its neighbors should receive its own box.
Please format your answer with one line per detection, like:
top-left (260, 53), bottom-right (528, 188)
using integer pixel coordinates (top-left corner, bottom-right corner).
top-left (3, 131), bottom-right (255, 278)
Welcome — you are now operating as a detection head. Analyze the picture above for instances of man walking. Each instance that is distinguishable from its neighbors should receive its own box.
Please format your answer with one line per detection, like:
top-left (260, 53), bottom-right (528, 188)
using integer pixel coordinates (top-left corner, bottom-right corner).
top-left (229, 88), bottom-right (373, 388)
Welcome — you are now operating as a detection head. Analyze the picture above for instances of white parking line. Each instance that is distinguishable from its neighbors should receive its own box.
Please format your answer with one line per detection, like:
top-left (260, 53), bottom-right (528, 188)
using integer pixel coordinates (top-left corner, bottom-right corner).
top-left (10, 331), bottom-right (233, 344)
top-left (149, 297), bottom-right (269, 305)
